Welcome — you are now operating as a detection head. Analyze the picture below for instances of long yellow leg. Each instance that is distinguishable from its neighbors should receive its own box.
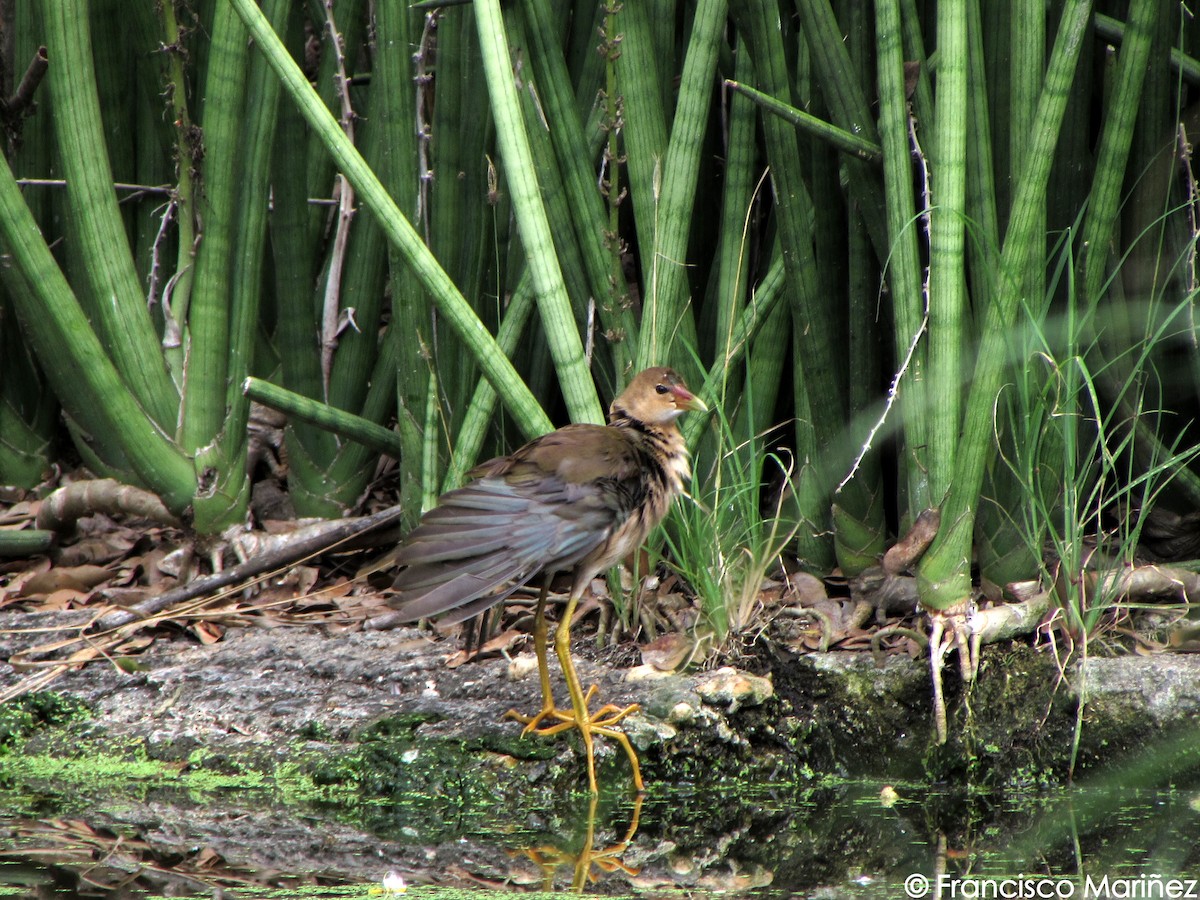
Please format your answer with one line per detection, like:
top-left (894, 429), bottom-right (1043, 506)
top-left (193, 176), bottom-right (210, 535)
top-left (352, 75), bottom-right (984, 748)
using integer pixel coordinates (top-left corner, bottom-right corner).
top-left (508, 590), bottom-right (644, 792)
top-left (552, 595), bottom-right (643, 792)
top-left (505, 578), bottom-right (556, 727)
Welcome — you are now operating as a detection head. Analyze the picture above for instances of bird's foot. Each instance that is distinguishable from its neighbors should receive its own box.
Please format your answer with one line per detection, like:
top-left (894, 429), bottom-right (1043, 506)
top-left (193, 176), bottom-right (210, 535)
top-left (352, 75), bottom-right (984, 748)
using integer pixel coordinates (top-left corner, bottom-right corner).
top-left (505, 702), bottom-right (572, 735)
top-left (579, 683), bottom-right (640, 729)
top-left (506, 685), bottom-right (644, 793)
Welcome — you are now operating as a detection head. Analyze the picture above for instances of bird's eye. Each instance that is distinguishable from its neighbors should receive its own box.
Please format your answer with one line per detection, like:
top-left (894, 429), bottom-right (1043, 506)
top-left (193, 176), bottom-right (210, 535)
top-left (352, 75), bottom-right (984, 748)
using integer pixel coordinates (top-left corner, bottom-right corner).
top-left (655, 384), bottom-right (670, 395)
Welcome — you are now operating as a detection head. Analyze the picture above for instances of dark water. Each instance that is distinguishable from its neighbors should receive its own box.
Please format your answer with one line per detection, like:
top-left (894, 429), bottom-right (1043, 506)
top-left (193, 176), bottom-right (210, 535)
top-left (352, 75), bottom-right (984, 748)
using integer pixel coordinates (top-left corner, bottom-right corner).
top-left (3, 771), bottom-right (1199, 898)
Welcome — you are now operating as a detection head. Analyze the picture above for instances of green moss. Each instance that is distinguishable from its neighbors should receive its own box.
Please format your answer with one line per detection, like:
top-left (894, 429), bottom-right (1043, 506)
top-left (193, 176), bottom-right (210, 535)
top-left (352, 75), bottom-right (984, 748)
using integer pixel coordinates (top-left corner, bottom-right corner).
top-left (947, 644), bottom-right (1078, 789)
top-left (0, 694), bottom-right (92, 750)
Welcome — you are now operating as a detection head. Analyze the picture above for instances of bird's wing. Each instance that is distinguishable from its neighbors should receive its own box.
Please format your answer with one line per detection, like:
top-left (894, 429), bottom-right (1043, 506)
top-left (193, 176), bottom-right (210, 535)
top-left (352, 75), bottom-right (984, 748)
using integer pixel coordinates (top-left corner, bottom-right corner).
top-left (390, 427), bottom-right (641, 622)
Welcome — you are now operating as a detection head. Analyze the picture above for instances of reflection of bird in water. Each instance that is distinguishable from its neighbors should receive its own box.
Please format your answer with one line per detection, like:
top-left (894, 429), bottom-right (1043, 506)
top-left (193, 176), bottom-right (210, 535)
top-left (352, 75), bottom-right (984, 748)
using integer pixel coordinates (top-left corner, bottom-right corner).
top-left (388, 368), bottom-right (705, 792)
top-left (509, 792), bottom-right (644, 890)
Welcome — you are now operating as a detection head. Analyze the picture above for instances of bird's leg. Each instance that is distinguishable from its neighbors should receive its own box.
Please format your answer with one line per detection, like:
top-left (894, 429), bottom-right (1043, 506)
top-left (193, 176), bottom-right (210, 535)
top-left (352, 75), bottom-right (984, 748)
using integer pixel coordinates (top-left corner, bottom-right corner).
top-left (507, 587), bottom-right (644, 792)
top-left (552, 593), bottom-right (644, 794)
top-left (505, 577), bottom-right (560, 731)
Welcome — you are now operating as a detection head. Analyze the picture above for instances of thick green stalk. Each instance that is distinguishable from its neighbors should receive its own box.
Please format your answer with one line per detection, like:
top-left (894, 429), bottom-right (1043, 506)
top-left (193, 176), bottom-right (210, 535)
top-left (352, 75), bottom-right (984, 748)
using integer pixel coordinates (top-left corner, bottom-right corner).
top-left (1093, 12), bottom-right (1200, 86)
top-left (184, 1), bottom-right (252, 528)
top-left (833, 0), bottom-right (887, 573)
top-left (443, 276), bottom-right (539, 491)
top-left (833, 207), bottom-right (887, 576)
top-left (195, 0), bottom-right (289, 525)
top-left (422, 370), bottom-right (442, 514)
top-left (505, 3), bottom-right (597, 343)
top-left (375, 0), bottom-right (429, 529)
top-left (326, 336), bottom-right (400, 490)
top-left (325, 103), bottom-right (392, 421)
top-left (228, 0), bottom-right (553, 439)
top-left (650, 0), bottom-right (678, 122)
top-left (712, 46), bottom-right (758, 372)
top-left (89, 1), bottom-right (136, 227)
top-left (0, 335), bottom-right (54, 488)
top-left (724, 80), bottom-right (881, 160)
top-left (1079, 0), bottom-right (1159, 313)
top-left (875, 0), bottom-right (930, 515)
top-left (918, 0), bottom-right (1095, 610)
top-left (898, 0), bottom-right (935, 146)
top-left (964, 0), bottom-right (1001, 302)
top-left (685, 252), bottom-right (788, 446)
top-left (520, 0), bottom-right (637, 379)
top-left (272, 100), bottom-right (335, 469)
top-left (428, 8), bottom-right (473, 278)
top-left (633, 0), bottom-right (723, 370)
top-left (729, 0), bottom-right (839, 404)
top-left (791, 0), bottom-right (890, 263)
top-left (426, 6), bottom-right (489, 434)
top-left (565, 0), bottom-right (604, 92)
top-left (614, 0), bottom-right (669, 342)
top-left (1010, 0), bottom-right (1045, 327)
top-left (244, 378), bottom-right (402, 459)
top-left (966, 0), bottom-right (1038, 585)
top-left (0, 530), bottom-right (55, 557)
top-left (730, 0), bottom-right (838, 568)
top-left (226, 0), bottom-right (287, 434)
top-left (474, 0), bottom-right (603, 425)
top-left (154, 0), bottom-right (198, 381)
top-left (925, 0), bottom-right (968, 504)
top-left (43, 1), bottom-right (178, 432)
top-left (0, 156), bottom-right (196, 511)
top-left (1, 7), bottom-right (56, 489)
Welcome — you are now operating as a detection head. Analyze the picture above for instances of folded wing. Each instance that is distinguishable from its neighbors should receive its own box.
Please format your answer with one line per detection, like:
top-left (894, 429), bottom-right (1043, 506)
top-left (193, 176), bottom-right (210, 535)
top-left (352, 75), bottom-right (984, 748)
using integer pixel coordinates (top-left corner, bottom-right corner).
top-left (390, 443), bottom-right (633, 624)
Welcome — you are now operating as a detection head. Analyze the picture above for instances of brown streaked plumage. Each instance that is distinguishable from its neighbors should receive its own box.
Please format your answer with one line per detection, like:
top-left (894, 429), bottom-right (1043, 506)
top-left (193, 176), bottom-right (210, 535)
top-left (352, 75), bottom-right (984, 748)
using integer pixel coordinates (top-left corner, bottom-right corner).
top-left (389, 367), bottom-right (705, 792)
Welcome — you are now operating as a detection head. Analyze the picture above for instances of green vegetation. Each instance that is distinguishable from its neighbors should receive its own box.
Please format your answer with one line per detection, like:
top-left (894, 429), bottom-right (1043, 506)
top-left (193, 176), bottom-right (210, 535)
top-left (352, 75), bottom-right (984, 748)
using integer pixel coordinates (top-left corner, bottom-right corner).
top-left (660, 388), bottom-right (801, 650)
top-left (1, 3), bottom-right (1198, 670)
top-left (0, 693), bottom-right (90, 749)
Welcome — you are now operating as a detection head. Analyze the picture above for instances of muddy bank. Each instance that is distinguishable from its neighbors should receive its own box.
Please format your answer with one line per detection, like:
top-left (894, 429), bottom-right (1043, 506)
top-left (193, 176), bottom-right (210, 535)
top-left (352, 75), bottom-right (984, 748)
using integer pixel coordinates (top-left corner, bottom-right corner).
top-left (4, 612), bottom-right (1200, 785)
top-left (3, 612), bottom-right (1200, 890)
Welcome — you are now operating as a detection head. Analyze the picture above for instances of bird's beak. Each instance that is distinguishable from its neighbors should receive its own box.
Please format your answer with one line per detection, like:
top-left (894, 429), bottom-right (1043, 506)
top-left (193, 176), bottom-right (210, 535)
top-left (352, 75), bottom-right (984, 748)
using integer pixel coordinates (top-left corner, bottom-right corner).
top-left (673, 386), bottom-right (708, 413)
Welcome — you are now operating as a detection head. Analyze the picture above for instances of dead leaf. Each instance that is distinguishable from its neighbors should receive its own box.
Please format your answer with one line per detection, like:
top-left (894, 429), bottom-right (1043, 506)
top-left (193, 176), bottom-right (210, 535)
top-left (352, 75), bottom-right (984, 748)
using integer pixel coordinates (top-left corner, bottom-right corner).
top-left (20, 564), bottom-right (113, 596)
top-left (41, 588), bottom-right (91, 610)
top-left (189, 621), bottom-right (226, 644)
top-left (788, 571), bottom-right (829, 605)
top-left (55, 537), bottom-right (130, 567)
top-left (445, 628), bottom-right (523, 668)
top-left (112, 636), bottom-right (154, 656)
top-left (445, 648), bottom-right (474, 669)
top-left (883, 507), bottom-right (941, 574)
top-left (192, 846), bottom-right (224, 869)
top-left (641, 632), bottom-right (694, 672)
top-left (479, 628), bottom-right (523, 654)
top-left (294, 565), bottom-right (320, 596)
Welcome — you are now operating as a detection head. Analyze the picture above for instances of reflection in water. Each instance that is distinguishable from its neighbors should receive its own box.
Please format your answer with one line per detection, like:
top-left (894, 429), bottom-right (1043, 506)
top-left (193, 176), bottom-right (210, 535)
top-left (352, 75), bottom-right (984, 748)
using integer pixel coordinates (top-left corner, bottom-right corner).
top-left (2, 775), bottom-right (1199, 897)
top-left (509, 792), bottom-right (643, 890)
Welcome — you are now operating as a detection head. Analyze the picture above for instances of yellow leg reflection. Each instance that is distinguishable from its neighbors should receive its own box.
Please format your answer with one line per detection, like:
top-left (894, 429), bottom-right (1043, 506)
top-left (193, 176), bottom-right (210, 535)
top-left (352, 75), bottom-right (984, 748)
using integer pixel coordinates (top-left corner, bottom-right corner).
top-left (510, 791), bottom-right (644, 891)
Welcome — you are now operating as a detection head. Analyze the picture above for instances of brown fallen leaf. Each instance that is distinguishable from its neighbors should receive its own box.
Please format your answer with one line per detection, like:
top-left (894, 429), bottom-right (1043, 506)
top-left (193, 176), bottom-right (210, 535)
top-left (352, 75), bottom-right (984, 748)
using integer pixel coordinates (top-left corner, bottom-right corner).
top-left (20, 564), bottom-right (113, 597)
top-left (883, 507), bottom-right (941, 574)
top-left (112, 635), bottom-right (155, 656)
top-left (189, 621), bottom-right (226, 644)
top-left (445, 628), bottom-right (524, 669)
top-left (40, 588), bottom-right (91, 610)
top-left (788, 571), bottom-right (829, 605)
top-left (640, 632), bottom-right (694, 672)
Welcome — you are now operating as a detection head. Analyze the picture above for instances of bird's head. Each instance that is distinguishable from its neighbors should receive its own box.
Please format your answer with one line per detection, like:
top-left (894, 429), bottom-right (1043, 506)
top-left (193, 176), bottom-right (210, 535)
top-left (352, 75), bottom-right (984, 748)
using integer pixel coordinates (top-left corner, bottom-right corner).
top-left (611, 367), bottom-right (707, 425)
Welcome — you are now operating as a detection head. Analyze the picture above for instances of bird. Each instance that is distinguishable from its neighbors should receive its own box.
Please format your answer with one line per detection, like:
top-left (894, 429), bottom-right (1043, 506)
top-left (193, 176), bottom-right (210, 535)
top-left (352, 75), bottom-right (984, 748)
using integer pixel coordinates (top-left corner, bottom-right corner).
top-left (387, 367), bottom-right (706, 793)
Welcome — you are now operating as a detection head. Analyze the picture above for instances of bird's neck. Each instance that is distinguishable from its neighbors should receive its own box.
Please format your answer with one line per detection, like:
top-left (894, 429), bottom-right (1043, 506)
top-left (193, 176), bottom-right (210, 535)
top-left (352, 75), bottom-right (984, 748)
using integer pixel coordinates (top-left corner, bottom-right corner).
top-left (609, 408), bottom-right (691, 489)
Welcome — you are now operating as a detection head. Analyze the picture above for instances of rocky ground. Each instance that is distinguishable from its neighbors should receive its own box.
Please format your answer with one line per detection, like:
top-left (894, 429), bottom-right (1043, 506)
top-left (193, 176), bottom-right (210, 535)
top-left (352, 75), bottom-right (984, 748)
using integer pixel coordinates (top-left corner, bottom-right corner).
top-left (4, 603), bottom-right (1200, 894)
